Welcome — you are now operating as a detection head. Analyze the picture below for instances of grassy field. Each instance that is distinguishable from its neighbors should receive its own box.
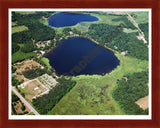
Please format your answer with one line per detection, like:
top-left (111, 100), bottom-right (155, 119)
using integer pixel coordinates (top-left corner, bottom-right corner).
top-left (12, 25), bottom-right (28, 34)
top-left (40, 57), bottom-right (52, 68)
top-left (47, 54), bottom-right (148, 115)
top-left (128, 12), bottom-right (149, 24)
top-left (12, 44), bottom-right (36, 63)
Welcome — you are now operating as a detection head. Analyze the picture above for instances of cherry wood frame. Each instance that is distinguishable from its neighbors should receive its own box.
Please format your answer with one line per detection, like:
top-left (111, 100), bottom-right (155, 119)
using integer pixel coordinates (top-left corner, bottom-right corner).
top-left (0, 0), bottom-right (160, 128)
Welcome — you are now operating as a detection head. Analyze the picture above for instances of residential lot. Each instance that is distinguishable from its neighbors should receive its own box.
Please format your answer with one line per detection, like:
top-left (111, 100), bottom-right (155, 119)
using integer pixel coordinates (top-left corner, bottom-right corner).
top-left (19, 79), bottom-right (47, 103)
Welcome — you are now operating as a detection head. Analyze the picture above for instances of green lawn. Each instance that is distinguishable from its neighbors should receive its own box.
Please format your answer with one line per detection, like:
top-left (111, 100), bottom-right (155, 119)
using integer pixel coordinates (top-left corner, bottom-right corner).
top-left (47, 54), bottom-right (148, 115)
top-left (12, 44), bottom-right (36, 63)
top-left (12, 25), bottom-right (28, 34)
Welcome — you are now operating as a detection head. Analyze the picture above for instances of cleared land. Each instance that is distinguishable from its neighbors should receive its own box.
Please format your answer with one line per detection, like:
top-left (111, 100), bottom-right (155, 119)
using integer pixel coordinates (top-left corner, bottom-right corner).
top-left (48, 54), bottom-right (148, 115)
top-left (14, 59), bottom-right (43, 73)
top-left (135, 96), bottom-right (149, 110)
top-left (12, 25), bottom-right (28, 34)
top-left (20, 79), bottom-right (47, 103)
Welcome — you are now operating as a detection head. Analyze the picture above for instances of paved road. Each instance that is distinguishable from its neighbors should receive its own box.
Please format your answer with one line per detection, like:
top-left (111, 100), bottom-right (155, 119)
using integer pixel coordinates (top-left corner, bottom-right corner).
top-left (12, 86), bottom-right (40, 115)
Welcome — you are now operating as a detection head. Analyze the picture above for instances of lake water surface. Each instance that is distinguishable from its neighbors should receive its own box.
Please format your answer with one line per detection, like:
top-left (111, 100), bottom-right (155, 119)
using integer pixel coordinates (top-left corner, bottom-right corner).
top-left (48, 12), bottom-right (99, 27)
top-left (45, 37), bottom-right (120, 76)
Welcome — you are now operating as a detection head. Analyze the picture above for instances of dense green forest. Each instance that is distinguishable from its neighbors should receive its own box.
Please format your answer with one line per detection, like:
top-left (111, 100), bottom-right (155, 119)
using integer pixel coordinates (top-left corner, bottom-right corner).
top-left (32, 78), bottom-right (77, 114)
top-left (22, 68), bottom-right (47, 79)
top-left (87, 23), bottom-right (148, 60)
top-left (12, 92), bottom-right (20, 102)
top-left (139, 23), bottom-right (149, 43)
top-left (12, 43), bottom-right (20, 54)
top-left (112, 71), bottom-right (149, 115)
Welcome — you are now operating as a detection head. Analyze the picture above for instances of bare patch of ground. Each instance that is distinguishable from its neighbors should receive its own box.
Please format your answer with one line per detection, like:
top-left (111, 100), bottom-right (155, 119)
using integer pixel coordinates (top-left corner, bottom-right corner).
top-left (135, 96), bottom-right (149, 110)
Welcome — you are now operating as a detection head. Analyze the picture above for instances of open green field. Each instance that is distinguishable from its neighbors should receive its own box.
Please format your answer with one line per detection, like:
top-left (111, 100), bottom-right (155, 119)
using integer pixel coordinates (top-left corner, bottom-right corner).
top-left (47, 54), bottom-right (148, 115)
top-left (12, 44), bottom-right (36, 63)
top-left (123, 28), bottom-right (138, 33)
top-left (12, 25), bottom-right (28, 34)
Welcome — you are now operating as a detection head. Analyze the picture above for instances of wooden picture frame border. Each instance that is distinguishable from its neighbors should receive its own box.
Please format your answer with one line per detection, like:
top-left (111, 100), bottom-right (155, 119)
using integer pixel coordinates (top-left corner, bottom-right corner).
top-left (0, 0), bottom-right (160, 128)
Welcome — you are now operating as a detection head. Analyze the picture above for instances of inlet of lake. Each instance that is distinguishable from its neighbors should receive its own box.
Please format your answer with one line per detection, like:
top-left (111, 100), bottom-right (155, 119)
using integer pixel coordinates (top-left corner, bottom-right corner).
top-left (45, 37), bottom-right (120, 76)
top-left (48, 12), bottom-right (99, 27)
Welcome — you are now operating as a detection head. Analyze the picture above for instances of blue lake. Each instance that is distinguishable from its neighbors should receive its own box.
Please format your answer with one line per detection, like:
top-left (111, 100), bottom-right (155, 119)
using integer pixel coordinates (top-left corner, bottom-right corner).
top-left (45, 37), bottom-right (120, 76)
top-left (48, 12), bottom-right (99, 27)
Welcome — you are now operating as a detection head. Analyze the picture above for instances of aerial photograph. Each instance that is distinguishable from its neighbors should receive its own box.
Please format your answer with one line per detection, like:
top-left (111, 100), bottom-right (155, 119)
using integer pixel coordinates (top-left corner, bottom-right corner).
top-left (10, 9), bottom-right (150, 117)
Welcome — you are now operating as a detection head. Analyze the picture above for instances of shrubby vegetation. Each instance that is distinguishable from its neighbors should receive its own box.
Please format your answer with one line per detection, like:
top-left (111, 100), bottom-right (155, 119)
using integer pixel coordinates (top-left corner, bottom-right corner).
top-left (32, 78), bottom-right (77, 114)
top-left (112, 71), bottom-right (149, 115)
